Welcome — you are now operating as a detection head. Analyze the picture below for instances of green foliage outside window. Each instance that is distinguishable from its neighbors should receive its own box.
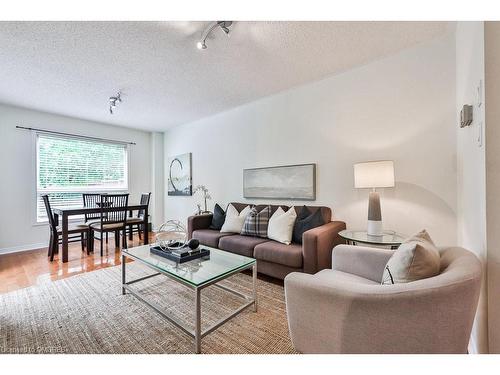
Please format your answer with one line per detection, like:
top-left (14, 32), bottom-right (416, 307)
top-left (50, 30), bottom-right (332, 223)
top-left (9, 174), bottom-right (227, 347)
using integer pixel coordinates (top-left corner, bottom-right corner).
top-left (36, 134), bottom-right (128, 222)
top-left (38, 136), bottom-right (126, 188)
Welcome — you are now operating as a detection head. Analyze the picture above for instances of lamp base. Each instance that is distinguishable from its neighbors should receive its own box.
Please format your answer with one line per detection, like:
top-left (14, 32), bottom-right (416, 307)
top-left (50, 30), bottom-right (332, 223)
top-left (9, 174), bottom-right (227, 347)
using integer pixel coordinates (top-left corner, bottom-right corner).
top-left (367, 191), bottom-right (383, 236)
top-left (367, 220), bottom-right (383, 236)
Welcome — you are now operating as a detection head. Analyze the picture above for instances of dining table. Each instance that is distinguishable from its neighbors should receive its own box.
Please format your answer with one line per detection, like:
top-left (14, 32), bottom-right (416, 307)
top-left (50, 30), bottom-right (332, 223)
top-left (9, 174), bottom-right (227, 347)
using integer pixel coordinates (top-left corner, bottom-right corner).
top-left (52, 203), bottom-right (149, 263)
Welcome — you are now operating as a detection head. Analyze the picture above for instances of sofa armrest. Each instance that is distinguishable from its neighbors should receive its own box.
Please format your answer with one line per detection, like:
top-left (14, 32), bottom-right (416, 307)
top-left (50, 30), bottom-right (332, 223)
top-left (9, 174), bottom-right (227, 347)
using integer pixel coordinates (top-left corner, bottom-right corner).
top-left (332, 244), bottom-right (394, 283)
top-left (187, 214), bottom-right (213, 239)
top-left (302, 220), bottom-right (346, 274)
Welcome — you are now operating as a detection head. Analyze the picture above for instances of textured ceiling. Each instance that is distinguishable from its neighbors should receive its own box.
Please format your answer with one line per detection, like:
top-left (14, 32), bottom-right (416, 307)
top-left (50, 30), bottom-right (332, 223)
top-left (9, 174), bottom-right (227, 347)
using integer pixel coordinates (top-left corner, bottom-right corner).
top-left (0, 21), bottom-right (449, 131)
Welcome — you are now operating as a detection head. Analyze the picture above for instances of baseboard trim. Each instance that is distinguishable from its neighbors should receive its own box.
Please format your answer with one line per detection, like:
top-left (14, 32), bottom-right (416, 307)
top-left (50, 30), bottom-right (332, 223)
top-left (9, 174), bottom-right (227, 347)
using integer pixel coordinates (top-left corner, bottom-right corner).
top-left (1, 229), bottom-right (157, 256)
top-left (0, 242), bottom-right (47, 255)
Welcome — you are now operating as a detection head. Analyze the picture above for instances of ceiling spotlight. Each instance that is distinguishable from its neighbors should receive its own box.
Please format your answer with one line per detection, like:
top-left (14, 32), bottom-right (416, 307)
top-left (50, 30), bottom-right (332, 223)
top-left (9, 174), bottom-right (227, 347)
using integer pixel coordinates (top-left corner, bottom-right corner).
top-left (196, 21), bottom-right (233, 51)
top-left (109, 91), bottom-right (122, 115)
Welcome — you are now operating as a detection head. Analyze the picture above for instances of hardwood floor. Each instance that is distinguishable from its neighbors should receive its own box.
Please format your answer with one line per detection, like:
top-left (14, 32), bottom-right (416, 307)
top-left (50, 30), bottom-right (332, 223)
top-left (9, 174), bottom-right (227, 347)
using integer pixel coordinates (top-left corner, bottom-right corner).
top-left (0, 233), bottom-right (155, 294)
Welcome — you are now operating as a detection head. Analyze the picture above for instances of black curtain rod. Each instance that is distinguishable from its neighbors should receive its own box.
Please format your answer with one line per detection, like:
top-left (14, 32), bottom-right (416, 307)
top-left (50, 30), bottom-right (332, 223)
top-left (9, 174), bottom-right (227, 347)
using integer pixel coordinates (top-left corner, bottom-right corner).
top-left (16, 126), bottom-right (137, 145)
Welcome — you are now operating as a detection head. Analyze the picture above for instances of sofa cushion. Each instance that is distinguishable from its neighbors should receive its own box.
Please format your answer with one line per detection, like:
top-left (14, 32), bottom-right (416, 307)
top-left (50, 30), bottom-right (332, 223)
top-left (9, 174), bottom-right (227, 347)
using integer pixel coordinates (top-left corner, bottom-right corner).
top-left (218, 235), bottom-right (269, 257)
top-left (254, 241), bottom-right (303, 268)
top-left (192, 229), bottom-right (233, 248)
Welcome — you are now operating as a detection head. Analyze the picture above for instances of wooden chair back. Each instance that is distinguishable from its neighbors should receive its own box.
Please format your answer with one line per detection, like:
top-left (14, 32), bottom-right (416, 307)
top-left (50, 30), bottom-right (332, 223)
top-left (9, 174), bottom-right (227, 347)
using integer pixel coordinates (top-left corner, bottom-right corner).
top-left (83, 193), bottom-right (102, 221)
top-left (42, 194), bottom-right (58, 233)
top-left (138, 192), bottom-right (151, 217)
top-left (100, 193), bottom-right (129, 224)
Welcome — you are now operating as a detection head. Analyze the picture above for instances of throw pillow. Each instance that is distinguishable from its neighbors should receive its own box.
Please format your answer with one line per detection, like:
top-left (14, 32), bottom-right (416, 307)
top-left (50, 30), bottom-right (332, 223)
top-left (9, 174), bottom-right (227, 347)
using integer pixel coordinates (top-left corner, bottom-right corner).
top-left (241, 206), bottom-right (271, 238)
top-left (267, 207), bottom-right (297, 245)
top-left (381, 229), bottom-right (441, 285)
top-left (209, 203), bottom-right (226, 230)
top-left (292, 206), bottom-right (325, 244)
top-left (220, 204), bottom-right (251, 233)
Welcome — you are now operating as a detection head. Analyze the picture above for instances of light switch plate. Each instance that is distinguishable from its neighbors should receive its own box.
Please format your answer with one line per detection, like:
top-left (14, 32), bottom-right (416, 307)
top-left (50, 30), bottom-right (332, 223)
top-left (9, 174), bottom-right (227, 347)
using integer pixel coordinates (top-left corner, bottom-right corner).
top-left (460, 105), bottom-right (473, 127)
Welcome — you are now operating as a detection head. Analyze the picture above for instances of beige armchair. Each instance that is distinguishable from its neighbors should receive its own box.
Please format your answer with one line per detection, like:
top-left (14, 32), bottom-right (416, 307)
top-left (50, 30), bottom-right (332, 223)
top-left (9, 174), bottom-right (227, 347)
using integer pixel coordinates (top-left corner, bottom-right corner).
top-left (284, 244), bottom-right (482, 353)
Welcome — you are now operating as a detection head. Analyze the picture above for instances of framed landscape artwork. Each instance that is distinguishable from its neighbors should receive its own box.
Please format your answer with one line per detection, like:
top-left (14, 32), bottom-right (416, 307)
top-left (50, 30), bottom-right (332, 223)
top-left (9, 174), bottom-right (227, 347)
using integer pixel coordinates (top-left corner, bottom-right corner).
top-left (167, 152), bottom-right (192, 196)
top-left (243, 163), bottom-right (316, 200)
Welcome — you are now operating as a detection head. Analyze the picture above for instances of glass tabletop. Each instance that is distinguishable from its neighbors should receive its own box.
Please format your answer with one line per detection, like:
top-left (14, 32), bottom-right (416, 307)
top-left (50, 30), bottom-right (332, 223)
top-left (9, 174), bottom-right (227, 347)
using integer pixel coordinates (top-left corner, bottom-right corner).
top-left (122, 244), bottom-right (256, 287)
top-left (339, 230), bottom-right (406, 245)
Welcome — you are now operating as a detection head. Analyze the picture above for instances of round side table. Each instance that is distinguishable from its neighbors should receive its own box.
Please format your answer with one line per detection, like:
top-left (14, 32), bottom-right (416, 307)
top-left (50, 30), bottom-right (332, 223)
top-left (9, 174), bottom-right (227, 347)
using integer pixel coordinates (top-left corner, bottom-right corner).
top-left (339, 229), bottom-right (406, 250)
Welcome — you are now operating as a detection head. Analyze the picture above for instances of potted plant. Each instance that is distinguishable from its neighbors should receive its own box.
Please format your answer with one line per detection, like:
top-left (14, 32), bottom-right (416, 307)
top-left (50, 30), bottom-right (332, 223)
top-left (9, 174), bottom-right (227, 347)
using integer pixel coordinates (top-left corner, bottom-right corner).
top-left (193, 185), bottom-right (212, 214)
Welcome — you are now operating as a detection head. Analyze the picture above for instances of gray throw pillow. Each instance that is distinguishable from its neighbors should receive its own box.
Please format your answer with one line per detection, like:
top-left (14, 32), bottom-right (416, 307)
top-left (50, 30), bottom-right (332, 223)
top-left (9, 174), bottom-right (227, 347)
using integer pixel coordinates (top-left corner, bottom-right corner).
top-left (381, 230), bottom-right (441, 285)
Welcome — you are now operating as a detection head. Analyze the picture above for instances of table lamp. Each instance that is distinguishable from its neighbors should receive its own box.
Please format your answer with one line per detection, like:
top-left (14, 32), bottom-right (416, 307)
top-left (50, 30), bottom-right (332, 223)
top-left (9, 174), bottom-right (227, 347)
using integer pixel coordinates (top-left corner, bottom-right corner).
top-left (354, 160), bottom-right (395, 236)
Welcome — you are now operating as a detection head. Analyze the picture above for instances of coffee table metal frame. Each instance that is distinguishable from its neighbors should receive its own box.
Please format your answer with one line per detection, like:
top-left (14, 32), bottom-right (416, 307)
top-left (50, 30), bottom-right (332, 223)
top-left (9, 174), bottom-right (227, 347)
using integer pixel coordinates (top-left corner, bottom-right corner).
top-left (121, 250), bottom-right (257, 354)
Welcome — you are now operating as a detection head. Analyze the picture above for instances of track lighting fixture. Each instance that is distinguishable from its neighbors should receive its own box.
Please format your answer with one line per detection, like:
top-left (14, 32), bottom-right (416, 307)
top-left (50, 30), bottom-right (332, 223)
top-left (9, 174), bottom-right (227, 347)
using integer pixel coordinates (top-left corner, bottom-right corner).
top-left (196, 21), bottom-right (232, 50)
top-left (109, 91), bottom-right (122, 115)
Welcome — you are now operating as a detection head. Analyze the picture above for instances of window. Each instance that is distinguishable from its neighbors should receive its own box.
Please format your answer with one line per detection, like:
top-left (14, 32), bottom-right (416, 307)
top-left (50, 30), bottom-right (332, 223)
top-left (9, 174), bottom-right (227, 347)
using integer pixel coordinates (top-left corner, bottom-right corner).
top-left (36, 133), bottom-right (128, 222)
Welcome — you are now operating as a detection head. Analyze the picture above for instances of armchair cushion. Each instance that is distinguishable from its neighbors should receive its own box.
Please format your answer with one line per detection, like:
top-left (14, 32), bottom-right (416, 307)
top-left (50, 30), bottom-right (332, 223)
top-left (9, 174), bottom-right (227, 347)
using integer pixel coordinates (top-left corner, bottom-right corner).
top-left (332, 245), bottom-right (394, 283)
top-left (314, 269), bottom-right (379, 286)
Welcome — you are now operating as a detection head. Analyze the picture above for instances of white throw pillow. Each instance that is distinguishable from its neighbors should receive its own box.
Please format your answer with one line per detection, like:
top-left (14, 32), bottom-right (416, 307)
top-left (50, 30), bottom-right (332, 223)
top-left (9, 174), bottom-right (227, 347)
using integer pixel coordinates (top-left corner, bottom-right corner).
top-left (220, 204), bottom-right (251, 233)
top-left (267, 207), bottom-right (297, 245)
top-left (381, 229), bottom-right (441, 285)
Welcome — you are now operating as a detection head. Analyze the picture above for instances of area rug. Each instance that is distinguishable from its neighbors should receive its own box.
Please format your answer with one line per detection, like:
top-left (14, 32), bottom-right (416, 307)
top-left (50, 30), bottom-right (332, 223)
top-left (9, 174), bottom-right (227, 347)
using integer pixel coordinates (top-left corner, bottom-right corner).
top-left (0, 263), bottom-right (296, 354)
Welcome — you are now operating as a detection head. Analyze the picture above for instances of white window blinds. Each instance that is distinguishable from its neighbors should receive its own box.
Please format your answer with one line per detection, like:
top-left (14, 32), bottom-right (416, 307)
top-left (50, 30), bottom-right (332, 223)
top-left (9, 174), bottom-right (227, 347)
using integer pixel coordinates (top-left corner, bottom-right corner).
top-left (36, 133), bottom-right (128, 222)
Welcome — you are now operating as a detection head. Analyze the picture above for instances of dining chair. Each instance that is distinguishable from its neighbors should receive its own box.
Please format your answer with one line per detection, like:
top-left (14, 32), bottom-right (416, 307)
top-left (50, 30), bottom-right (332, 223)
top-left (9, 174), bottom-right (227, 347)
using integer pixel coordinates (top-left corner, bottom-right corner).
top-left (88, 193), bottom-right (129, 256)
top-left (82, 193), bottom-right (103, 223)
top-left (42, 195), bottom-right (89, 261)
top-left (83, 193), bottom-right (109, 246)
top-left (127, 192), bottom-right (151, 241)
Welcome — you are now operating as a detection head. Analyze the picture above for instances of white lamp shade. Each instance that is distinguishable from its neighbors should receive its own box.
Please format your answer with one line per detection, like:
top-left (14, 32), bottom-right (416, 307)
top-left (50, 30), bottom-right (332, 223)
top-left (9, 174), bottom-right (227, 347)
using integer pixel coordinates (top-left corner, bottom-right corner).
top-left (354, 160), bottom-right (395, 188)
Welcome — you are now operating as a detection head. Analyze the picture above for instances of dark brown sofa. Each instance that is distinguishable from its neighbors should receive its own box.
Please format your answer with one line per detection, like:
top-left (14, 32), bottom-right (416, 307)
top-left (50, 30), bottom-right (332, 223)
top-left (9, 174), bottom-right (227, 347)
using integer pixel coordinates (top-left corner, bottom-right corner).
top-left (188, 203), bottom-right (346, 279)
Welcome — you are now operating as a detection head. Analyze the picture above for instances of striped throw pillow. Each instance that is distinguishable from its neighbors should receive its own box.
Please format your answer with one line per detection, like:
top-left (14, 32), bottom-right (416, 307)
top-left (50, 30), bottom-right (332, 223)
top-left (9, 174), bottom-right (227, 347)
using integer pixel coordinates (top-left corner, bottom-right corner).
top-left (241, 206), bottom-right (271, 238)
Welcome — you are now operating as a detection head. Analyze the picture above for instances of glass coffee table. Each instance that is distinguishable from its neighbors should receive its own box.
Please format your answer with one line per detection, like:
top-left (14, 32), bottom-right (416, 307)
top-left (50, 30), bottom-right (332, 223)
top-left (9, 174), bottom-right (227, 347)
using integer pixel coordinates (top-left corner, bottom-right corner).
top-left (121, 244), bottom-right (257, 353)
top-left (339, 230), bottom-right (406, 249)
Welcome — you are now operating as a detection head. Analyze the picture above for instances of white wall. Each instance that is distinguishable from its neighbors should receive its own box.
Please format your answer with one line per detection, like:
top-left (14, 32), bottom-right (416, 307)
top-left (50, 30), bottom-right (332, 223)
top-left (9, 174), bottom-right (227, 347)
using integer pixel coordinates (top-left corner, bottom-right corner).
top-left (164, 34), bottom-right (458, 245)
top-left (0, 103), bottom-right (155, 252)
top-left (150, 132), bottom-right (165, 230)
top-left (485, 21), bottom-right (500, 354)
top-left (455, 21), bottom-right (488, 354)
